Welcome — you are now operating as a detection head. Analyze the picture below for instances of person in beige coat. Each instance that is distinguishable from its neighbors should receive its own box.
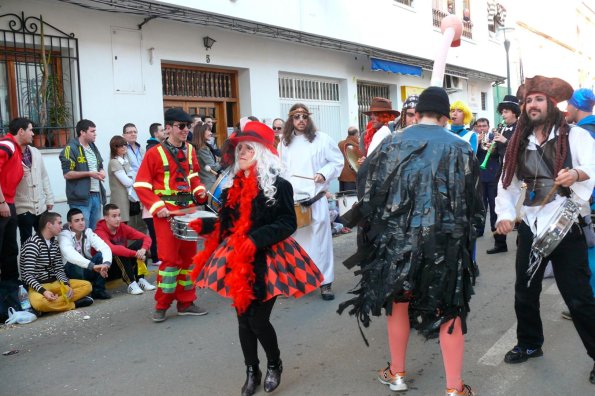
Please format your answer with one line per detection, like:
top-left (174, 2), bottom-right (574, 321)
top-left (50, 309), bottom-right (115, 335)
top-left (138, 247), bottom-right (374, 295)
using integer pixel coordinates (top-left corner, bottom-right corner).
top-left (15, 144), bottom-right (54, 244)
top-left (108, 136), bottom-right (134, 223)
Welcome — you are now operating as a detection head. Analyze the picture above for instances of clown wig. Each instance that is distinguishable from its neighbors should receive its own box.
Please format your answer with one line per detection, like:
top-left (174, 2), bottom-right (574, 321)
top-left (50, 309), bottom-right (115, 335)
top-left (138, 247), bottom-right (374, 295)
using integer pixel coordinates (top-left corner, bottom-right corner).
top-left (449, 100), bottom-right (473, 125)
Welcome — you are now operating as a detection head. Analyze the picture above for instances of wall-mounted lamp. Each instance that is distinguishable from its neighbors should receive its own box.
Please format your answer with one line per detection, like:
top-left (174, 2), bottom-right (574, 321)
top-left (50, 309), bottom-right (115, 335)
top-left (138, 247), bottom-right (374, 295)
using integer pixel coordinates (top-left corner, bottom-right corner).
top-left (203, 36), bottom-right (216, 50)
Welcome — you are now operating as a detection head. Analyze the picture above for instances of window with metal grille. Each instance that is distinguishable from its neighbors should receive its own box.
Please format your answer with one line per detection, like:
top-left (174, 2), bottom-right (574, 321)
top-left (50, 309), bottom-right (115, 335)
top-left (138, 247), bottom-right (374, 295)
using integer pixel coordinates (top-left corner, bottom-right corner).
top-left (0, 12), bottom-right (81, 149)
top-left (357, 82), bottom-right (390, 132)
top-left (162, 67), bottom-right (234, 98)
top-left (481, 92), bottom-right (487, 111)
top-left (394, 0), bottom-right (414, 6)
top-left (278, 77), bottom-right (339, 102)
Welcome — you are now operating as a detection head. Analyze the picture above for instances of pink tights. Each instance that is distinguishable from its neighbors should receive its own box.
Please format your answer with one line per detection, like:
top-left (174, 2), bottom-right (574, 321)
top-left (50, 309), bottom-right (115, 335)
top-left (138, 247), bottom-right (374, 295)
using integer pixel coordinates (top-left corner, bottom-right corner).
top-left (386, 302), bottom-right (464, 391)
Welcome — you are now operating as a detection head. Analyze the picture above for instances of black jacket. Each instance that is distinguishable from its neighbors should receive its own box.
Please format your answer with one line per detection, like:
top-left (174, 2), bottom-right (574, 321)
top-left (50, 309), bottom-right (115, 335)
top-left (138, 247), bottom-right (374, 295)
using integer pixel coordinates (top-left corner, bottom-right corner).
top-left (218, 177), bottom-right (296, 300)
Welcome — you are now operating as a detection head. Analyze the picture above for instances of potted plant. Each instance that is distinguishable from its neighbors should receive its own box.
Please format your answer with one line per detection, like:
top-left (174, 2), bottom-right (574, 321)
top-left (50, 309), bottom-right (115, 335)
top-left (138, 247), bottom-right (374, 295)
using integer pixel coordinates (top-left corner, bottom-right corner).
top-left (46, 73), bottom-right (71, 147)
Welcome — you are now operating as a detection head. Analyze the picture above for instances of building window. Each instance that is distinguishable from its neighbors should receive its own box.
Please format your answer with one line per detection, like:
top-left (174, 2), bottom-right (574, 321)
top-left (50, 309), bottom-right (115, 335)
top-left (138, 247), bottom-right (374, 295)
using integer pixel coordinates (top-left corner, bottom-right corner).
top-left (0, 13), bottom-right (80, 149)
top-left (357, 82), bottom-right (389, 132)
top-left (394, 0), bottom-right (414, 6)
top-left (278, 77), bottom-right (340, 102)
top-left (481, 92), bottom-right (487, 111)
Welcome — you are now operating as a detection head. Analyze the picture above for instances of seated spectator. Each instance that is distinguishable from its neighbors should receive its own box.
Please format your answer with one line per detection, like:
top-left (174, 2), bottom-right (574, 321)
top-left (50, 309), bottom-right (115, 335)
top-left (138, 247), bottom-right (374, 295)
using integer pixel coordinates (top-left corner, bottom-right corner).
top-left (58, 208), bottom-right (113, 300)
top-left (19, 212), bottom-right (93, 312)
top-left (95, 204), bottom-right (155, 295)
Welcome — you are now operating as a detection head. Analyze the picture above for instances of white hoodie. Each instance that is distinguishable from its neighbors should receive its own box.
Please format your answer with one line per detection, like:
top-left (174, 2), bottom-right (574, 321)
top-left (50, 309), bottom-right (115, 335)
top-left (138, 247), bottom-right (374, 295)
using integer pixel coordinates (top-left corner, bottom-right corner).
top-left (58, 226), bottom-right (113, 270)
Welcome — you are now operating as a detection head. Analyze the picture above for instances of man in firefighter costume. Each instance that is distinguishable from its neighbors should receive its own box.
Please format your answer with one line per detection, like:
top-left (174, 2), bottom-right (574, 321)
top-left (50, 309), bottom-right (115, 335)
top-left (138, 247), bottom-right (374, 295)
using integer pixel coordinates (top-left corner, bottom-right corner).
top-left (134, 108), bottom-right (208, 322)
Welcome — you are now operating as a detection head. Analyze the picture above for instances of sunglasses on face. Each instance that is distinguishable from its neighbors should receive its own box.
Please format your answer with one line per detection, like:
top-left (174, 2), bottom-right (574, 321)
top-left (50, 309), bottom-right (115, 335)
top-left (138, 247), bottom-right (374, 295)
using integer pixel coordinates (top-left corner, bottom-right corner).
top-left (292, 114), bottom-right (309, 121)
top-left (272, 126), bottom-right (282, 131)
top-left (173, 123), bottom-right (189, 130)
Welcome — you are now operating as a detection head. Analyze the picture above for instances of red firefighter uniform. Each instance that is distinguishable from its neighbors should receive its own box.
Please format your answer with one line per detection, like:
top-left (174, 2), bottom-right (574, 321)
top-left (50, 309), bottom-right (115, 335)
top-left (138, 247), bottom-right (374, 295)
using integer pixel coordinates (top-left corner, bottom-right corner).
top-left (134, 142), bottom-right (206, 310)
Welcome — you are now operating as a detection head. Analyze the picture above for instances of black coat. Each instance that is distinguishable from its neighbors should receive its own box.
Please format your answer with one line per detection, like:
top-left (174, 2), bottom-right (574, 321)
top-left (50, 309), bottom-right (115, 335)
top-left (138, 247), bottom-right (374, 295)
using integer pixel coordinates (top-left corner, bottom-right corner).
top-left (218, 177), bottom-right (297, 300)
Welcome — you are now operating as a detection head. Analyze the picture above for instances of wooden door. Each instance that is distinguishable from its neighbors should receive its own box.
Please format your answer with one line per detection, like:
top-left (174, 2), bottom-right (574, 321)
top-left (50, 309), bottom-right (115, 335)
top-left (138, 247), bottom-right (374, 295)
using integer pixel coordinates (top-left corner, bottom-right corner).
top-left (163, 100), bottom-right (226, 145)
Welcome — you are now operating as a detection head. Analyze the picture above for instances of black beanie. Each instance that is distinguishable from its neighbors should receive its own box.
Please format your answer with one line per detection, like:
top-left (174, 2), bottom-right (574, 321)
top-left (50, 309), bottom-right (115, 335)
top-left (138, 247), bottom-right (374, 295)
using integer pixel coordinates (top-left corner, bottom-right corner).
top-left (416, 86), bottom-right (450, 118)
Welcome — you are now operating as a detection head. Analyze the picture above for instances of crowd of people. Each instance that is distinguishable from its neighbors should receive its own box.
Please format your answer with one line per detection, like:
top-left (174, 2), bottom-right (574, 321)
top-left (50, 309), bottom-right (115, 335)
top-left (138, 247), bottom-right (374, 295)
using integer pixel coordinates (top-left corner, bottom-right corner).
top-left (0, 79), bottom-right (594, 395)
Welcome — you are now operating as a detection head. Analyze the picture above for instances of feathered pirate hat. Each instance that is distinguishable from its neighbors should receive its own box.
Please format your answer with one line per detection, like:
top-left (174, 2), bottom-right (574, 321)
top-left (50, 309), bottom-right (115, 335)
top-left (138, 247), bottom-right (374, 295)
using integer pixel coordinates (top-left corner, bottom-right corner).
top-left (523, 75), bottom-right (573, 104)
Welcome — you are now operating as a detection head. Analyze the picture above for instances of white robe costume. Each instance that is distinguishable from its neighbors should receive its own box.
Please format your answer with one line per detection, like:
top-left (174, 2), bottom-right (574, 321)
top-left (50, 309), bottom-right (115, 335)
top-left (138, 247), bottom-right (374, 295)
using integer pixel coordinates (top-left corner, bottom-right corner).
top-left (278, 132), bottom-right (344, 285)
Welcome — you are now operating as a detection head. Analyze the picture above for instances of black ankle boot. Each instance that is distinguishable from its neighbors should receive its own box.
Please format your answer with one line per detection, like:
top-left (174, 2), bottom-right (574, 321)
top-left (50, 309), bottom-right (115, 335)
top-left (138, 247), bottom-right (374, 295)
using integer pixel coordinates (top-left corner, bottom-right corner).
top-left (241, 365), bottom-right (262, 396)
top-left (264, 360), bottom-right (283, 393)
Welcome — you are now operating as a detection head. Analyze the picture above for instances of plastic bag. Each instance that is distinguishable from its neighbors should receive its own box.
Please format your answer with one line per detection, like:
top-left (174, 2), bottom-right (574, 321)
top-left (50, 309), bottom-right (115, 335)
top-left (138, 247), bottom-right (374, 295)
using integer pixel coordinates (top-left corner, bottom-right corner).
top-left (4, 307), bottom-right (37, 325)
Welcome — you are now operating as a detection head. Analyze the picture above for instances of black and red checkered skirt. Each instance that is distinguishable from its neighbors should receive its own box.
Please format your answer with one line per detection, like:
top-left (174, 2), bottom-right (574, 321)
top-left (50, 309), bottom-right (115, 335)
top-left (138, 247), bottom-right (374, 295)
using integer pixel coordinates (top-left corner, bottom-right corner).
top-left (196, 236), bottom-right (323, 301)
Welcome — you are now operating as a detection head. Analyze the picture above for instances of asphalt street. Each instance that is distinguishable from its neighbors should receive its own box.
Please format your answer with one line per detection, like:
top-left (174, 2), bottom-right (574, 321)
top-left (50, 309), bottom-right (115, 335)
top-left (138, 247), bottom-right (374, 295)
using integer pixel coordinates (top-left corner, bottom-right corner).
top-left (1, 230), bottom-right (593, 396)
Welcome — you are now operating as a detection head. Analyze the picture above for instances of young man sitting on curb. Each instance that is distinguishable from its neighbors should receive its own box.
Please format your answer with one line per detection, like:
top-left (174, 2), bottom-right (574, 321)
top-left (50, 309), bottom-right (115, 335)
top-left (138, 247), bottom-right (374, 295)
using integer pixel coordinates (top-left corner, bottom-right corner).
top-left (95, 204), bottom-right (155, 295)
top-left (58, 208), bottom-right (113, 300)
top-left (19, 212), bottom-right (93, 312)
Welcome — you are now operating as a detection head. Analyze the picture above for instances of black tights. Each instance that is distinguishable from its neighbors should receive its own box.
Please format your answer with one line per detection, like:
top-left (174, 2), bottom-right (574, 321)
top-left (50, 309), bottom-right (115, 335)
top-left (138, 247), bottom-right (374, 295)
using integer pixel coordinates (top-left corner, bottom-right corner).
top-left (237, 297), bottom-right (279, 366)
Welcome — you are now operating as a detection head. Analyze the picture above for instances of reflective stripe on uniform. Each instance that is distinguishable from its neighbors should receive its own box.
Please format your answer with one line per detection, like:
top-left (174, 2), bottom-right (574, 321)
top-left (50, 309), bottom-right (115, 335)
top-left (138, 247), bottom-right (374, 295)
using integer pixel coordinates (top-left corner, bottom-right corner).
top-left (193, 185), bottom-right (205, 194)
top-left (149, 200), bottom-right (165, 214)
top-left (178, 268), bottom-right (194, 290)
top-left (188, 172), bottom-right (199, 180)
top-left (156, 146), bottom-right (170, 188)
top-left (134, 181), bottom-right (153, 189)
top-left (158, 267), bottom-right (180, 293)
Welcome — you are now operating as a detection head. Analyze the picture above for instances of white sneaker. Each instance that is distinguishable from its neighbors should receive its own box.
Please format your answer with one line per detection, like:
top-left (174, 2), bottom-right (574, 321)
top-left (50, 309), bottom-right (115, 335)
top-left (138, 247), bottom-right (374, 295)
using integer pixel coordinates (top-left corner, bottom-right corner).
top-left (127, 281), bottom-right (144, 295)
top-left (138, 278), bottom-right (156, 291)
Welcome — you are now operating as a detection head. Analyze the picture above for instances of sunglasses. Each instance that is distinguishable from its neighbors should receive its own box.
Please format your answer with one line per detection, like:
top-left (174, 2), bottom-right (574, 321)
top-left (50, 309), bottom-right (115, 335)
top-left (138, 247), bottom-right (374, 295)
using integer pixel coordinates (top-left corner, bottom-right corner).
top-left (292, 114), bottom-right (309, 121)
top-left (173, 123), bottom-right (189, 130)
top-left (272, 126), bottom-right (282, 131)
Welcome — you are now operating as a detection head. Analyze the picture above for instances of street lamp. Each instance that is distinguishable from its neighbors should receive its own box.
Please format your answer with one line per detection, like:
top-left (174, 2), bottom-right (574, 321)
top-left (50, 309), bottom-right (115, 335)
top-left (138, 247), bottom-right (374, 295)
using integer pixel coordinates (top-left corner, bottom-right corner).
top-left (498, 27), bottom-right (514, 95)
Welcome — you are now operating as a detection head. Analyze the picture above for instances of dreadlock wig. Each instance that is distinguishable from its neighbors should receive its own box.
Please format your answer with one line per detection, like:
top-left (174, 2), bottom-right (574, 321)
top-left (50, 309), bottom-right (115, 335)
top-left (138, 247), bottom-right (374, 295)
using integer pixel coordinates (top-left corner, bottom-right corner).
top-left (501, 99), bottom-right (570, 189)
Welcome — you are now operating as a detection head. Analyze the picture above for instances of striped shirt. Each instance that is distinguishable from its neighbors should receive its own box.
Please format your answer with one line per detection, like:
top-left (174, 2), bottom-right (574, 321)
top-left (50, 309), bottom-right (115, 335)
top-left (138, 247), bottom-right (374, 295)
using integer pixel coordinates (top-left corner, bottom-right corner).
top-left (84, 145), bottom-right (100, 192)
top-left (19, 234), bottom-right (70, 294)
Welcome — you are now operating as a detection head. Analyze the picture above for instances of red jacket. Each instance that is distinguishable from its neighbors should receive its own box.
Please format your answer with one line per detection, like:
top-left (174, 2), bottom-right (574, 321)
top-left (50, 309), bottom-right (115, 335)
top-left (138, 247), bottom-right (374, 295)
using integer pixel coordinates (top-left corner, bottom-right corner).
top-left (94, 219), bottom-right (151, 258)
top-left (134, 142), bottom-right (206, 215)
top-left (0, 134), bottom-right (24, 204)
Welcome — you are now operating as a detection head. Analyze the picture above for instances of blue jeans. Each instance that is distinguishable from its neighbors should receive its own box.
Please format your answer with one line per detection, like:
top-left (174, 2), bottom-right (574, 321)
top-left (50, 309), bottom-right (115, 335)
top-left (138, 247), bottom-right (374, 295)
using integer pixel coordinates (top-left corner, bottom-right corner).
top-left (70, 192), bottom-right (102, 231)
top-left (64, 252), bottom-right (106, 294)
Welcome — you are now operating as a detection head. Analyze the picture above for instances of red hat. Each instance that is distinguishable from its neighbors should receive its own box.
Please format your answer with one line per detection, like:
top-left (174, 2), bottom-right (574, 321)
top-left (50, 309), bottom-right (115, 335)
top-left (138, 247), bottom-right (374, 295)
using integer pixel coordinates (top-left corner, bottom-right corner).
top-left (229, 121), bottom-right (278, 155)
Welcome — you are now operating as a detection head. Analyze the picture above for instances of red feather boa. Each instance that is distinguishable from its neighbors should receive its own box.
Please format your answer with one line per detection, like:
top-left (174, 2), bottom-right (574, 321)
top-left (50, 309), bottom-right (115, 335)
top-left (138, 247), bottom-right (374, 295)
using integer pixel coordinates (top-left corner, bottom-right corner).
top-left (190, 168), bottom-right (260, 315)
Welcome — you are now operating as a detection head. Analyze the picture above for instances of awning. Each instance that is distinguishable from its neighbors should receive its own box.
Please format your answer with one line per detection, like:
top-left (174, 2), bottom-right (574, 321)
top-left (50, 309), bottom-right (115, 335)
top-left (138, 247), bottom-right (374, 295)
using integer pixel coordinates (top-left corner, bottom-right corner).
top-left (370, 58), bottom-right (422, 77)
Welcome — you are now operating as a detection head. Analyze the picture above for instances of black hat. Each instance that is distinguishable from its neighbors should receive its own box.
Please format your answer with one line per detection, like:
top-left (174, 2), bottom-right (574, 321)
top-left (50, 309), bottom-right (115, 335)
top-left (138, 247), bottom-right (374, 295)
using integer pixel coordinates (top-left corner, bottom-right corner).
top-left (416, 86), bottom-right (450, 118)
top-left (497, 95), bottom-right (520, 116)
top-left (164, 108), bottom-right (193, 123)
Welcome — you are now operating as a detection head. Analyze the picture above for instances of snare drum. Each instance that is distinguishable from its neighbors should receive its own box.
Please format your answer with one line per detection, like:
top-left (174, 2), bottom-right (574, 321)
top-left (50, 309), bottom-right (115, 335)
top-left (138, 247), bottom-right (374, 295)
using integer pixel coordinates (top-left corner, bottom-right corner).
top-left (532, 199), bottom-right (579, 258)
top-left (207, 169), bottom-right (231, 212)
top-left (170, 211), bottom-right (218, 241)
top-left (336, 190), bottom-right (357, 217)
top-left (294, 195), bottom-right (313, 229)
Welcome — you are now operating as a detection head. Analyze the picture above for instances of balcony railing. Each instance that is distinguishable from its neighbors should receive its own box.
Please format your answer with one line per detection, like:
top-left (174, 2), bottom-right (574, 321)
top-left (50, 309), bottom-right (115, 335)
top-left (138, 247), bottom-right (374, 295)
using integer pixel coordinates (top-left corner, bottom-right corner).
top-left (463, 20), bottom-right (473, 39)
top-left (432, 9), bottom-right (473, 40)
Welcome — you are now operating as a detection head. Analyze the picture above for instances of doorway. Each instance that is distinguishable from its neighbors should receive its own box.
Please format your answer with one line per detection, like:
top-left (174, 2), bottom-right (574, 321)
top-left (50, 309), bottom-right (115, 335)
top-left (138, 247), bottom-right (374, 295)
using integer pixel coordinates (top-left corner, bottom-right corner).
top-left (162, 64), bottom-right (239, 147)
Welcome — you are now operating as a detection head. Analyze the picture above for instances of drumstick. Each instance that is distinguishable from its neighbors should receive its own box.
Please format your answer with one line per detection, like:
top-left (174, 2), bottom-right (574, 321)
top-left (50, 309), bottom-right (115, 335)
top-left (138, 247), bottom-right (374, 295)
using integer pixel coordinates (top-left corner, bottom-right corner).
top-left (538, 168), bottom-right (570, 207)
top-left (292, 174), bottom-right (315, 180)
top-left (169, 207), bottom-right (197, 216)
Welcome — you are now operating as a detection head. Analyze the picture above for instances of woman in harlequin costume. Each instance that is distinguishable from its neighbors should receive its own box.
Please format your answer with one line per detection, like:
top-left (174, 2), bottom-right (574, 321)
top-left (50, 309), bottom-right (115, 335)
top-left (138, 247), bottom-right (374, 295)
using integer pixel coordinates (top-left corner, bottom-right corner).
top-left (189, 121), bottom-right (323, 396)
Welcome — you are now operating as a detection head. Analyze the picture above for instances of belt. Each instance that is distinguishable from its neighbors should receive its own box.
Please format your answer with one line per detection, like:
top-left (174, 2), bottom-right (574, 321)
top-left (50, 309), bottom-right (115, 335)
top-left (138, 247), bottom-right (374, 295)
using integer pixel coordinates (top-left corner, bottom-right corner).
top-left (159, 194), bottom-right (194, 203)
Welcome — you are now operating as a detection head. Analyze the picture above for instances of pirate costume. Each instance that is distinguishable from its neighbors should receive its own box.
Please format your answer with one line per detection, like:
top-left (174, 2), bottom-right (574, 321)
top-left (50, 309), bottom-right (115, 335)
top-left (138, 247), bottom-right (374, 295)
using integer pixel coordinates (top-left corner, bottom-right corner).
top-left (495, 76), bottom-right (595, 383)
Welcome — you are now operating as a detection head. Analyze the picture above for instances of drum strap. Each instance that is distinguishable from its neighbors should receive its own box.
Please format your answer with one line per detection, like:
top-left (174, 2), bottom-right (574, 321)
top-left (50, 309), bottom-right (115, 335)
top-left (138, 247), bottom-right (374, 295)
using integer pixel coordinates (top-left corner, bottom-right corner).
top-left (300, 191), bottom-right (327, 207)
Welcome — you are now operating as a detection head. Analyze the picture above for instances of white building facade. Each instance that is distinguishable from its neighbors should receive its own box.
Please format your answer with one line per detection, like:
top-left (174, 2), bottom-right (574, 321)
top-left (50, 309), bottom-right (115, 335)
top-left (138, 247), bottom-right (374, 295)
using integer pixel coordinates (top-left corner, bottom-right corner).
top-left (1, 0), bottom-right (507, 214)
